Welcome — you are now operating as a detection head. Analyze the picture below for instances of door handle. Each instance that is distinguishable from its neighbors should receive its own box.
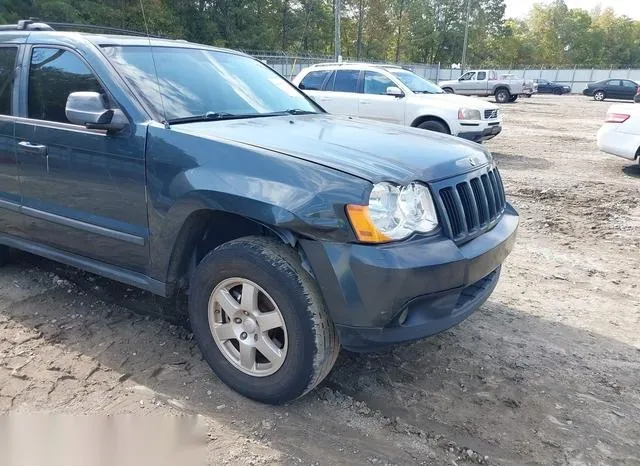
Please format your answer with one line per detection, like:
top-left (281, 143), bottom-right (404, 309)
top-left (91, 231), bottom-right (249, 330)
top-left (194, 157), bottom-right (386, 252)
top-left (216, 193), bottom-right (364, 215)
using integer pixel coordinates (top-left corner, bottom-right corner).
top-left (18, 141), bottom-right (48, 155)
top-left (360, 100), bottom-right (372, 105)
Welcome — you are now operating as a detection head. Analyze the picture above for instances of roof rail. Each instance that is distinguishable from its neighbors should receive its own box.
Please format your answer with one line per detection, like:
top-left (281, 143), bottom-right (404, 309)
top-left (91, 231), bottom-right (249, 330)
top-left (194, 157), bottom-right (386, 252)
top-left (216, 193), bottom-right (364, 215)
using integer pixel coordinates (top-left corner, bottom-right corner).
top-left (0, 19), bottom-right (54, 31)
top-left (310, 62), bottom-right (402, 68)
top-left (0, 19), bottom-right (163, 38)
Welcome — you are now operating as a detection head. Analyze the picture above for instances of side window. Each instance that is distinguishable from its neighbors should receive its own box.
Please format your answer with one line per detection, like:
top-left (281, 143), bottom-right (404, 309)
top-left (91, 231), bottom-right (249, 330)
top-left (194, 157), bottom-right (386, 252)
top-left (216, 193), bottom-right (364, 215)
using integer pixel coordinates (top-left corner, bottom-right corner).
top-left (28, 47), bottom-right (104, 124)
top-left (460, 72), bottom-right (475, 81)
top-left (299, 70), bottom-right (330, 91)
top-left (330, 70), bottom-right (359, 93)
top-left (622, 80), bottom-right (637, 88)
top-left (476, 71), bottom-right (487, 80)
top-left (0, 47), bottom-right (18, 115)
top-left (605, 80), bottom-right (619, 87)
top-left (363, 71), bottom-right (395, 95)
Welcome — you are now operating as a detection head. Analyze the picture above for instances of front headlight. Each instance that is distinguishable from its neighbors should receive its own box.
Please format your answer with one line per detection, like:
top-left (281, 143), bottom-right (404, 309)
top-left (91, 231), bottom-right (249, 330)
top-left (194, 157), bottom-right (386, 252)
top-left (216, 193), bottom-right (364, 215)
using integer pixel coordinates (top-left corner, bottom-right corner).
top-left (346, 182), bottom-right (439, 243)
top-left (458, 108), bottom-right (482, 120)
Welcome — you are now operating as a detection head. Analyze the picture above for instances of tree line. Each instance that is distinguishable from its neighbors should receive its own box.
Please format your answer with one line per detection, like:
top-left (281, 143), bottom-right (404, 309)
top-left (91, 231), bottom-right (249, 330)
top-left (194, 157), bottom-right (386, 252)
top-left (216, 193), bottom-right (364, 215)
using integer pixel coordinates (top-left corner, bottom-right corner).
top-left (2, 0), bottom-right (640, 67)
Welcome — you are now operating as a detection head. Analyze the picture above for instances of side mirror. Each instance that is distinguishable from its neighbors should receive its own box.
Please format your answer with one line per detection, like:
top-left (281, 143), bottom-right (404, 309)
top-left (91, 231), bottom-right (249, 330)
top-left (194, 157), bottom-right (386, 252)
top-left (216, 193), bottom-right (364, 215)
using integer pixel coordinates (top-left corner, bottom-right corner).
top-left (65, 92), bottom-right (128, 132)
top-left (386, 86), bottom-right (404, 98)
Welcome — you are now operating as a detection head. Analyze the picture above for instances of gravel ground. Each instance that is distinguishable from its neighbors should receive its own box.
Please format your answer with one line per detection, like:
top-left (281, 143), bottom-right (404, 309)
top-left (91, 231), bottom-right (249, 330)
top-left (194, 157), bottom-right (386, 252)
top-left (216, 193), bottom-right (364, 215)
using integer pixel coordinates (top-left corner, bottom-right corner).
top-left (1, 94), bottom-right (639, 465)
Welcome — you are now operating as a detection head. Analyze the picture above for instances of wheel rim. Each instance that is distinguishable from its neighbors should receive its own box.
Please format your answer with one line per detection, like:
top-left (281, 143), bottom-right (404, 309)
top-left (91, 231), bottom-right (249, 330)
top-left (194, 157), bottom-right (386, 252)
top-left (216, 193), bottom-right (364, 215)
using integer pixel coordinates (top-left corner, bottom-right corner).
top-left (498, 91), bottom-right (508, 102)
top-left (595, 92), bottom-right (604, 101)
top-left (208, 278), bottom-right (288, 377)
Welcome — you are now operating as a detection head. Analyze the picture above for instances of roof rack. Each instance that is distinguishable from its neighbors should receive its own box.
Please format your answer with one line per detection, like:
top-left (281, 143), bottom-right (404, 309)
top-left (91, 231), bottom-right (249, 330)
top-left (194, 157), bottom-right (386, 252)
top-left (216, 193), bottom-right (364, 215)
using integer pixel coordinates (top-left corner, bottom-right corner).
top-left (0, 19), bottom-right (163, 38)
top-left (310, 62), bottom-right (402, 68)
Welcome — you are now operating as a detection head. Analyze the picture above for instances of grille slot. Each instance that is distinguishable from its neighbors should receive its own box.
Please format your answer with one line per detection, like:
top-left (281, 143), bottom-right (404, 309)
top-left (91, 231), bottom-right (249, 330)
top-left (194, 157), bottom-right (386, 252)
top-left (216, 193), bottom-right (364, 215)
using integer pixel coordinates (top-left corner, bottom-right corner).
top-left (484, 109), bottom-right (499, 119)
top-left (438, 168), bottom-right (507, 243)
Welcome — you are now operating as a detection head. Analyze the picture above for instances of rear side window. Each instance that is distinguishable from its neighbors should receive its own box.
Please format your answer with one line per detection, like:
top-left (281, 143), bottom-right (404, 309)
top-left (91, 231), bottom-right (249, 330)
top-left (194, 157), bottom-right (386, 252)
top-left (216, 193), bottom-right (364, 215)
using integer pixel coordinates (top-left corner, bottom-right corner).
top-left (329, 70), bottom-right (359, 93)
top-left (299, 70), bottom-right (330, 90)
top-left (477, 71), bottom-right (487, 80)
top-left (28, 47), bottom-right (104, 123)
top-left (622, 80), bottom-right (637, 88)
top-left (0, 47), bottom-right (17, 115)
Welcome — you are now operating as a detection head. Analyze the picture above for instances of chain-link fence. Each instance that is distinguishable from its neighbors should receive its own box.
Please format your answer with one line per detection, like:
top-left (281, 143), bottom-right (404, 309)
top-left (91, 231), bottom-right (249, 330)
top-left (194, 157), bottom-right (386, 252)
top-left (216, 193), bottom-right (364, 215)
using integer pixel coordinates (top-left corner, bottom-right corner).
top-left (246, 51), bottom-right (640, 93)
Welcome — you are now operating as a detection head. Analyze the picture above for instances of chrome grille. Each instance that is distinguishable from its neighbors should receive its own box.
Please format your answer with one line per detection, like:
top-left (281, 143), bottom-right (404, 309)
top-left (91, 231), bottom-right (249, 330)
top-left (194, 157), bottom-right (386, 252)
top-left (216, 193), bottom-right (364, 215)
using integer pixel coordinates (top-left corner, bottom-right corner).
top-left (437, 167), bottom-right (506, 242)
top-left (484, 109), bottom-right (499, 119)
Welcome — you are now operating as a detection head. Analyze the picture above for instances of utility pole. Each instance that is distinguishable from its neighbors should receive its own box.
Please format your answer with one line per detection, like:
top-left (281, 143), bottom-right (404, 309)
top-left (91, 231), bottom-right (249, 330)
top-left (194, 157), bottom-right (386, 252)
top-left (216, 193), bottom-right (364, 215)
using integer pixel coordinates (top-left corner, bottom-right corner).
top-left (334, 0), bottom-right (341, 61)
top-left (461, 0), bottom-right (471, 73)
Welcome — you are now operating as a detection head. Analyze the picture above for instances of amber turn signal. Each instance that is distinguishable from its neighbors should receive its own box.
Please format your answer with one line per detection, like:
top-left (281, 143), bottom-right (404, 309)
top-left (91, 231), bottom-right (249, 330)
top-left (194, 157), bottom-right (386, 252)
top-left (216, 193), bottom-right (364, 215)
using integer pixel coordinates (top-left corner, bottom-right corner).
top-left (345, 205), bottom-right (391, 244)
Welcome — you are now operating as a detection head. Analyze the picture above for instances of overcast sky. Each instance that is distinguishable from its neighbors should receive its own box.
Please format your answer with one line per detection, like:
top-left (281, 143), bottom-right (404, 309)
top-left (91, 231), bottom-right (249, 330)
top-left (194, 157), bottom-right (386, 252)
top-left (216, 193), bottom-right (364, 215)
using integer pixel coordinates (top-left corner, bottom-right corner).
top-left (504, 0), bottom-right (640, 20)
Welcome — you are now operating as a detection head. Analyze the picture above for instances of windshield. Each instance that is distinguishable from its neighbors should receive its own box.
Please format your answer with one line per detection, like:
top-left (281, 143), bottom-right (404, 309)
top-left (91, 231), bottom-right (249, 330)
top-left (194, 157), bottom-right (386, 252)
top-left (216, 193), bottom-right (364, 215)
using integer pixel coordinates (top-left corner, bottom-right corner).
top-left (387, 69), bottom-right (443, 94)
top-left (102, 46), bottom-right (318, 122)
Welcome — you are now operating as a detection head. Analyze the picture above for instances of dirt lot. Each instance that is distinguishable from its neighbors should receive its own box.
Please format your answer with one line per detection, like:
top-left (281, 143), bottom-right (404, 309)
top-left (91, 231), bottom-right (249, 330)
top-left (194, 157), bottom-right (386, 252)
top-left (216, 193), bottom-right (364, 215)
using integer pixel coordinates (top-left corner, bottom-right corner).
top-left (1, 94), bottom-right (639, 465)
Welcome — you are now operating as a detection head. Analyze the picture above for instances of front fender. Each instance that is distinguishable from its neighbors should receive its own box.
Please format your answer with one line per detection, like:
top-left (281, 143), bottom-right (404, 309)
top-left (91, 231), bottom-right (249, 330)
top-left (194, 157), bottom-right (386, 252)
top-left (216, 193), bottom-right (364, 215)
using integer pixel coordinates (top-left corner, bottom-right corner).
top-left (144, 124), bottom-right (370, 281)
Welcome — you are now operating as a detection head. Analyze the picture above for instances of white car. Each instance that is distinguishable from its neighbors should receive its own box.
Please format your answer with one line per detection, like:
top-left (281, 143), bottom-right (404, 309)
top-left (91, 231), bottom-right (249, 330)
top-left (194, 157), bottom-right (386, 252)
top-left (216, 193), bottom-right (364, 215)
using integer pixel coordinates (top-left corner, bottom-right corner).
top-left (597, 103), bottom-right (640, 163)
top-left (293, 63), bottom-right (503, 143)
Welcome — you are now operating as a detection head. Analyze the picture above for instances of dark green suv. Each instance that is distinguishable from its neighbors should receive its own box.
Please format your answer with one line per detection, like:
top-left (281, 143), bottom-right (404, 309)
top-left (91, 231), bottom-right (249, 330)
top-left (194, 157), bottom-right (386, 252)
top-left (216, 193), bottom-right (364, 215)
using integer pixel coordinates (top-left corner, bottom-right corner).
top-left (0, 21), bottom-right (518, 404)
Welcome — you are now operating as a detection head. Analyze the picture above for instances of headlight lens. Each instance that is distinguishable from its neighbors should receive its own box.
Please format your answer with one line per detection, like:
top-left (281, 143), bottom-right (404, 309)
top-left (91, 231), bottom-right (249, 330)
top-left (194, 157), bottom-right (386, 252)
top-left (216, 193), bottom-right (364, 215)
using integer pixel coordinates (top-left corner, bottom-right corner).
top-left (347, 182), bottom-right (439, 243)
top-left (458, 108), bottom-right (482, 120)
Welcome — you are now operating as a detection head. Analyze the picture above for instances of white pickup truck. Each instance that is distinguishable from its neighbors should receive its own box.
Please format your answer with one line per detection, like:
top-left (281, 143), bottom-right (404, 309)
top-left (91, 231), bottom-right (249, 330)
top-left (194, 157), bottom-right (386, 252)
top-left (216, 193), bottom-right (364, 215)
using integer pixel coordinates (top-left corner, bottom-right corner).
top-left (439, 70), bottom-right (528, 104)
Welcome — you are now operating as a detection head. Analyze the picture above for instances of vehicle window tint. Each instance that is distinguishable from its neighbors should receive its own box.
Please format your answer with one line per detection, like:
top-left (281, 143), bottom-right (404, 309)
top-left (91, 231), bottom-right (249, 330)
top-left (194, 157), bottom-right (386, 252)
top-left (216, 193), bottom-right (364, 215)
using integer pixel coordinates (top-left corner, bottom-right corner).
top-left (476, 71), bottom-right (486, 80)
top-left (0, 47), bottom-right (17, 115)
top-left (605, 80), bottom-right (620, 86)
top-left (300, 70), bottom-right (330, 90)
top-left (331, 70), bottom-right (359, 93)
top-left (460, 72), bottom-right (475, 81)
top-left (622, 80), bottom-right (638, 88)
top-left (28, 47), bottom-right (104, 123)
top-left (363, 71), bottom-right (395, 95)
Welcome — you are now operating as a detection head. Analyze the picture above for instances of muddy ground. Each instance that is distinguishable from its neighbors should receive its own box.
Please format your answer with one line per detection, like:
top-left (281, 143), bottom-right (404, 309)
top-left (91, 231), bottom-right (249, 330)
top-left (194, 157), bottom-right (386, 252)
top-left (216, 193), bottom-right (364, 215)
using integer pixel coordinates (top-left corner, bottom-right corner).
top-left (1, 94), bottom-right (639, 465)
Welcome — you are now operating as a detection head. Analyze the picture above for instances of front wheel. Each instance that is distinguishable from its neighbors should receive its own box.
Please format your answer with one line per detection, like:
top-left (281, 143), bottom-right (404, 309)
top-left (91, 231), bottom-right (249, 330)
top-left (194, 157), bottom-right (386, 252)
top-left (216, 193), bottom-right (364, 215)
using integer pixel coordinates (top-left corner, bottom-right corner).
top-left (495, 88), bottom-right (511, 104)
top-left (418, 120), bottom-right (449, 134)
top-left (594, 90), bottom-right (606, 101)
top-left (0, 246), bottom-right (9, 267)
top-left (443, 87), bottom-right (454, 94)
top-left (188, 237), bottom-right (339, 404)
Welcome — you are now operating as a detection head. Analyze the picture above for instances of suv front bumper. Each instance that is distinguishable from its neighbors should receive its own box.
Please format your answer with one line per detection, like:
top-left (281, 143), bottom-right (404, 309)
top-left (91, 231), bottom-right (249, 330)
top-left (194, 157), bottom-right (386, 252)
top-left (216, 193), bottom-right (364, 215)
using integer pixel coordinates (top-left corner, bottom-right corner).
top-left (300, 204), bottom-right (518, 352)
top-left (458, 124), bottom-right (502, 143)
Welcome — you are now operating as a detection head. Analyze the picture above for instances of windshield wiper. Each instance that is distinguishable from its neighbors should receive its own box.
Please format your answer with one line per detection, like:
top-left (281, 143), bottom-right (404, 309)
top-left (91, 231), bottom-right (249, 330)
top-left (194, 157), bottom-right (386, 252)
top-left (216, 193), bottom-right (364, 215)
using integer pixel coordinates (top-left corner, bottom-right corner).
top-left (281, 109), bottom-right (318, 115)
top-left (167, 111), bottom-right (240, 125)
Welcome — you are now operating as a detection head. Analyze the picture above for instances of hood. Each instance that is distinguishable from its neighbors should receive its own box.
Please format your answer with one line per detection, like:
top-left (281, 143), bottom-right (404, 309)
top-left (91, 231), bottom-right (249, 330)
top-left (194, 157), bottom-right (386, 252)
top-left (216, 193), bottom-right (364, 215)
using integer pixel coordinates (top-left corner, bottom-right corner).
top-left (438, 79), bottom-right (458, 87)
top-left (171, 114), bottom-right (491, 184)
top-left (413, 92), bottom-right (498, 111)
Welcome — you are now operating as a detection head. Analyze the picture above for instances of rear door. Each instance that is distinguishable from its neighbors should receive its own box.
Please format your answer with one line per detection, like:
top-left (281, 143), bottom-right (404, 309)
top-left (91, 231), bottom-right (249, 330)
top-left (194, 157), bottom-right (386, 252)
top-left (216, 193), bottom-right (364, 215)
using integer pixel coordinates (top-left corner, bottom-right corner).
top-left (14, 44), bottom-right (149, 272)
top-left (0, 45), bottom-right (22, 238)
top-left (315, 69), bottom-right (360, 116)
top-left (357, 70), bottom-right (405, 124)
top-left (606, 80), bottom-right (624, 99)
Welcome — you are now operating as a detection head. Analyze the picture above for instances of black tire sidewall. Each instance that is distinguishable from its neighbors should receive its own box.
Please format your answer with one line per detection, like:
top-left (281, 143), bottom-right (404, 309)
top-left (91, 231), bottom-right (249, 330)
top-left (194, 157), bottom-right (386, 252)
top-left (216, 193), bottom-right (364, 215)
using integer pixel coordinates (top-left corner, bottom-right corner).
top-left (418, 120), bottom-right (448, 134)
top-left (496, 89), bottom-right (510, 103)
top-left (188, 241), bottom-right (319, 404)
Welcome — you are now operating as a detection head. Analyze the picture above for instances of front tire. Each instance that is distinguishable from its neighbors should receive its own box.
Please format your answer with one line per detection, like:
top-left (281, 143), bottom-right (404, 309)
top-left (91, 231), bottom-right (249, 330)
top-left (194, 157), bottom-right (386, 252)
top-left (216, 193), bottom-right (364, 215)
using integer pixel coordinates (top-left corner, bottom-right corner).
top-left (418, 119), bottom-right (449, 134)
top-left (594, 90), bottom-right (606, 101)
top-left (0, 246), bottom-right (9, 267)
top-left (495, 88), bottom-right (511, 104)
top-left (443, 87), bottom-right (454, 94)
top-left (188, 236), bottom-right (339, 404)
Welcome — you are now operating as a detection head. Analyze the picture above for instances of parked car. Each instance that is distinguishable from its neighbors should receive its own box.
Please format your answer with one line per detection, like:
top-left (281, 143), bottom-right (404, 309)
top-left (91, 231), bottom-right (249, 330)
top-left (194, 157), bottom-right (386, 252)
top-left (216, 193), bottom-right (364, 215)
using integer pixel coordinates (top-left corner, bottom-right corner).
top-left (292, 63), bottom-right (503, 143)
top-left (0, 20), bottom-right (518, 404)
top-left (583, 79), bottom-right (639, 101)
top-left (499, 74), bottom-right (537, 97)
top-left (533, 79), bottom-right (571, 95)
top-left (438, 70), bottom-right (528, 103)
top-left (597, 103), bottom-right (640, 163)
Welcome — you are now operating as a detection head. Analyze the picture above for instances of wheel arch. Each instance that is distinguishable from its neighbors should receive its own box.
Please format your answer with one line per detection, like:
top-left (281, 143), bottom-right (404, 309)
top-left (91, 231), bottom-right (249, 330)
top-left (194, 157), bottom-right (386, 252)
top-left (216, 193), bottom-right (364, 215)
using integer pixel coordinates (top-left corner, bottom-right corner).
top-left (410, 114), bottom-right (452, 134)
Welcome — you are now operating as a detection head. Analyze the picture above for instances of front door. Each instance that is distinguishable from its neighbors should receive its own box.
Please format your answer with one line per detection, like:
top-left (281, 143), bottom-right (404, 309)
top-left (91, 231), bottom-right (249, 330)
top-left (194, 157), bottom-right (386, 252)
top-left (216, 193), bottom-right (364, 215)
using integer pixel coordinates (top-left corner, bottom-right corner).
top-left (15, 45), bottom-right (149, 272)
top-left (358, 71), bottom-right (405, 124)
top-left (457, 71), bottom-right (476, 93)
top-left (0, 45), bottom-right (22, 238)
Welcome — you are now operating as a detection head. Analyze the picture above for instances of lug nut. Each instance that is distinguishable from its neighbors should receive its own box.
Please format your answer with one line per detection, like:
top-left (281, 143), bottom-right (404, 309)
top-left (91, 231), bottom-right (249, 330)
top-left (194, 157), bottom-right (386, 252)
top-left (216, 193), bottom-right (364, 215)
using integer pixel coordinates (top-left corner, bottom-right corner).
top-left (234, 318), bottom-right (242, 324)
top-left (240, 332), bottom-right (248, 340)
top-left (243, 311), bottom-right (249, 316)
